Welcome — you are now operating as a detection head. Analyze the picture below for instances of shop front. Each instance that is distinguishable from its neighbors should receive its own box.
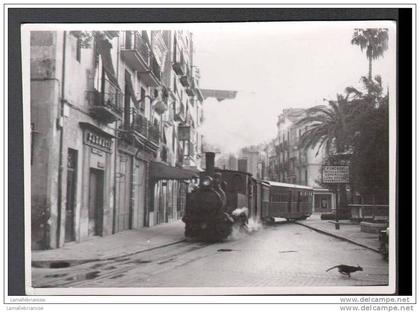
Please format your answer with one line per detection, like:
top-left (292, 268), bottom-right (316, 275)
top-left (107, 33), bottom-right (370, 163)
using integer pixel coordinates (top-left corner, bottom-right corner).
top-left (78, 122), bottom-right (115, 240)
top-left (149, 161), bottom-right (198, 226)
top-left (313, 188), bottom-right (335, 213)
top-left (115, 138), bottom-right (150, 232)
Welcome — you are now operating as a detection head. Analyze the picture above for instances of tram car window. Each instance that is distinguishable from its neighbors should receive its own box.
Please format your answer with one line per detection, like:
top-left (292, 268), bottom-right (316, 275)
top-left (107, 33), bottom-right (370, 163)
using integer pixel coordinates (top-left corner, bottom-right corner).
top-left (265, 181), bottom-right (313, 221)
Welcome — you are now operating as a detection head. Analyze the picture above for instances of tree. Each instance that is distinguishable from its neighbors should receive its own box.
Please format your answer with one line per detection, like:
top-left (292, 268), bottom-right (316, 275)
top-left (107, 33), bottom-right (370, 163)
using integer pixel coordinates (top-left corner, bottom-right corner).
top-left (296, 94), bottom-right (353, 218)
top-left (351, 28), bottom-right (389, 80)
top-left (296, 94), bottom-right (352, 156)
top-left (346, 75), bottom-right (389, 204)
top-left (350, 103), bottom-right (388, 204)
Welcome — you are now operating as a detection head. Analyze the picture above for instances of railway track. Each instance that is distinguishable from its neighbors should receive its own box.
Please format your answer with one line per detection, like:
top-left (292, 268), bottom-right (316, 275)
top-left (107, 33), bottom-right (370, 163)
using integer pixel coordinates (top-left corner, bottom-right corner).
top-left (34, 240), bottom-right (211, 288)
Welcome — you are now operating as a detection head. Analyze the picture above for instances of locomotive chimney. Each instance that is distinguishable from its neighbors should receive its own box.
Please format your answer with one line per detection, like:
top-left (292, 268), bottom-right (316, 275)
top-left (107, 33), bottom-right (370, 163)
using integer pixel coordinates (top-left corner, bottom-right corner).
top-left (205, 152), bottom-right (215, 177)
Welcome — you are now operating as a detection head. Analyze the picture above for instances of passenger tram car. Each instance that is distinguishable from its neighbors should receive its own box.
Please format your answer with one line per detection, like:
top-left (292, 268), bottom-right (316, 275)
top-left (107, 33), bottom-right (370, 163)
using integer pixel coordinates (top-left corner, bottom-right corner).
top-left (262, 181), bottom-right (313, 221)
top-left (182, 152), bottom-right (313, 241)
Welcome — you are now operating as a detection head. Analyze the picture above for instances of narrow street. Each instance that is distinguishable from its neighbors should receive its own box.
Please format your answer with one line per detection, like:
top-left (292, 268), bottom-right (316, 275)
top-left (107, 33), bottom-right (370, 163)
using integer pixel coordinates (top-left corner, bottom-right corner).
top-left (32, 223), bottom-right (388, 288)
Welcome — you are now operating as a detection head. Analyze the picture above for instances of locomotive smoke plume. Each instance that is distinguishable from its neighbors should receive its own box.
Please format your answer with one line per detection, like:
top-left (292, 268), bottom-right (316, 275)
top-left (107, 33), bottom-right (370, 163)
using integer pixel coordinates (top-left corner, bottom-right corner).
top-left (228, 207), bottom-right (263, 240)
top-left (200, 95), bottom-right (276, 155)
top-left (247, 218), bottom-right (263, 233)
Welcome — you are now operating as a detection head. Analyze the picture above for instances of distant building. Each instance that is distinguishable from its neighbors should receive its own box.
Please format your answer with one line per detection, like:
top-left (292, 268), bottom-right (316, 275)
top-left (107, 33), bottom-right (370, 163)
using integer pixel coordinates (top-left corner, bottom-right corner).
top-left (275, 108), bottom-right (335, 213)
top-left (237, 158), bottom-right (248, 173)
top-left (266, 139), bottom-right (279, 182)
top-left (238, 146), bottom-right (261, 177)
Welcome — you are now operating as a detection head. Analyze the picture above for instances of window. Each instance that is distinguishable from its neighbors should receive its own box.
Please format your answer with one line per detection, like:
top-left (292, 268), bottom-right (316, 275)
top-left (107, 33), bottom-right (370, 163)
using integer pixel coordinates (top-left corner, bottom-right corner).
top-left (183, 140), bottom-right (189, 156)
top-left (76, 36), bottom-right (81, 63)
top-left (172, 127), bottom-right (176, 151)
top-left (173, 36), bottom-right (177, 62)
top-left (271, 191), bottom-right (289, 203)
top-left (125, 31), bottom-right (132, 49)
top-left (140, 88), bottom-right (145, 112)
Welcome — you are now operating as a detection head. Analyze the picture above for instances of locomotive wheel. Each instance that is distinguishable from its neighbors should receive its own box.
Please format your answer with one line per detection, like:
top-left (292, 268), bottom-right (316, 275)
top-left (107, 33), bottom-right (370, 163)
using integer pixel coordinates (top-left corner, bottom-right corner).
top-left (214, 221), bottom-right (232, 241)
top-left (199, 221), bottom-right (231, 242)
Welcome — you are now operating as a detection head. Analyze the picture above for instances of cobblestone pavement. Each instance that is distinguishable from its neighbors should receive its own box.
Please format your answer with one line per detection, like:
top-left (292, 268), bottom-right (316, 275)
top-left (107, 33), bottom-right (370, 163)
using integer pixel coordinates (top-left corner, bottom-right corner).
top-left (32, 223), bottom-right (388, 289)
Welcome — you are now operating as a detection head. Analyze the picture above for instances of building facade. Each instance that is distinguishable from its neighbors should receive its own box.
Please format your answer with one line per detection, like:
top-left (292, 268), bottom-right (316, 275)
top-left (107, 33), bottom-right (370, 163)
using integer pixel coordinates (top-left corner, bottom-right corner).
top-left (30, 30), bottom-right (204, 250)
top-left (274, 108), bottom-right (335, 213)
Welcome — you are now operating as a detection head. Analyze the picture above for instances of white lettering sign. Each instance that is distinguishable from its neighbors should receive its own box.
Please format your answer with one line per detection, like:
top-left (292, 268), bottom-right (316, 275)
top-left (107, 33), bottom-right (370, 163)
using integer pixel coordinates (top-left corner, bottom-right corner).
top-left (322, 166), bottom-right (350, 184)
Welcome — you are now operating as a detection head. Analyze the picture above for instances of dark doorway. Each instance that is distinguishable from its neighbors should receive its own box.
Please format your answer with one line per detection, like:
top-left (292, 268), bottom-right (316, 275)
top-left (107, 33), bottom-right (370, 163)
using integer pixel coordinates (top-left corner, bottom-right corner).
top-left (65, 149), bottom-right (77, 242)
top-left (88, 168), bottom-right (104, 236)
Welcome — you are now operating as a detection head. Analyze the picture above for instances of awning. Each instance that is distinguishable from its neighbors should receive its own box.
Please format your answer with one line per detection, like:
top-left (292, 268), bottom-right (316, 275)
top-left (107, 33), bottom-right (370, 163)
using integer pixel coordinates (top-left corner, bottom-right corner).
top-left (96, 38), bottom-right (120, 88)
top-left (125, 71), bottom-right (139, 106)
top-left (150, 161), bottom-right (199, 180)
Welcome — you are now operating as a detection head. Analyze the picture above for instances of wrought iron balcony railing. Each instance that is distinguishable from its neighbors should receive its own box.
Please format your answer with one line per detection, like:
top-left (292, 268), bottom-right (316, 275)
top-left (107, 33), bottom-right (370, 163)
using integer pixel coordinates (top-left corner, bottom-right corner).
top-left (148, 123), bottom-right (160, 144)
top-left (122, 31), bottom-right (151, 72)
top-left (150, 55), bottom-right (161, 82)
top-left (130, 109), bottom-right (160, 145)
top-left (132, 31), bottom-right (150, 66)
top-left (172, 51), bottom-right (186, 76)
top-left (131, 111), bottom-right (148, 138)
top-left (89, 77), bottom-right (123, 123)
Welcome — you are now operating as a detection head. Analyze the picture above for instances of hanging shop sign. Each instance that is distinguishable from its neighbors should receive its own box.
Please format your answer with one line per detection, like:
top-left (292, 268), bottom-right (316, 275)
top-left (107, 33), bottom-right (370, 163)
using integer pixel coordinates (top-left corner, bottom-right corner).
top-left (322, 166), bottom-right (350, 184)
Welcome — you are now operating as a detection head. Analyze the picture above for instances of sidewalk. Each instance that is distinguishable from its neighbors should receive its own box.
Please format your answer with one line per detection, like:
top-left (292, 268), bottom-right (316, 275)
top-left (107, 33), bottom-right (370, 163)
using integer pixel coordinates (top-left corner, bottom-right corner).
top-left (296, 214), bottom-right (381, 252)
top-left (32, 221), bottom-right (185, 267)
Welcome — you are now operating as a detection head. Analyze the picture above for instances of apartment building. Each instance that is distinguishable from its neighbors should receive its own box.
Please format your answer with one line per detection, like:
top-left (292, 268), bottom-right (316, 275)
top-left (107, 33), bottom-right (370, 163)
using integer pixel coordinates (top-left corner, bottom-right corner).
top-left (275, 108), bottom-right (335, 213)
top-left (30, 30), bottom-right (204, 250)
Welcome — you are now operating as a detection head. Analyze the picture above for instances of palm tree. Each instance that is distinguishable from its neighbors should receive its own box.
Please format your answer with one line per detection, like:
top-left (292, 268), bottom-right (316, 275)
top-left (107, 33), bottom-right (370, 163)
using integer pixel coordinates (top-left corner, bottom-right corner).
top-left (346, 75), bottom-right (386, 109)
top-left (296, 95), bottom-right (352, 219)
top-left (351, 28), bottom-right (389, 80)
top-left (296, 94), bottom-right (351, 156)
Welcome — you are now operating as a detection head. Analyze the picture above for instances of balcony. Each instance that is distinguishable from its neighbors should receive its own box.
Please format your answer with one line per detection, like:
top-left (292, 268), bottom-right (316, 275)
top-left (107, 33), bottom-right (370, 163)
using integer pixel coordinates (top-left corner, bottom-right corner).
top-left (186, 87), bottom-right (194, 96)
top-left (121, 31), bottom-right (161, 87)
top-left (131, 112), bottom-right (148, 138)
top-left (180, 68), bottom-right (192, 88)
top-left (172, 52), bottom-right (186, 76)
top-left (142, 55), bottom-right (161, 87)
top-left (178, 125), bottom-right (195, 141)
top-left (148, 123), bottom-right (160, 145)
top-left (89, 78), bottom-right (123, 124)
top-left (162, 104), bottom-right (175, 127)
top-left (130, 111), bottom-right (160, 148)
top-left (121, 31), bottom-right (150, 72)
top-left (174, 102), bottom-right (185, 122)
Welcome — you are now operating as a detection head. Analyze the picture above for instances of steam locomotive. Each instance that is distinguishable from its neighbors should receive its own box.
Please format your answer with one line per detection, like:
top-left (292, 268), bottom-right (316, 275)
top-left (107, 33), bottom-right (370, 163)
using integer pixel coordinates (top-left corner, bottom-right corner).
top-left (182, 152), bottom-right (313, 241)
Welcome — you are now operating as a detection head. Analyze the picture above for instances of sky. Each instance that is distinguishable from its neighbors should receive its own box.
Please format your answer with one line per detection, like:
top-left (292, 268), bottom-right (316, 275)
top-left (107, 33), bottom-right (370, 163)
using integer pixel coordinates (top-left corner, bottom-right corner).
top-left (189, 21), bottom-right (396, 154)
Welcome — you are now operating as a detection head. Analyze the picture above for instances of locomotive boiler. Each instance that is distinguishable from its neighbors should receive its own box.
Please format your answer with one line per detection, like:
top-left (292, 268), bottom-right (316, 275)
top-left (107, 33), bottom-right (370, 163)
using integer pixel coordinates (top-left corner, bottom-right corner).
top-left (182, 152), bottom-right (250, 241)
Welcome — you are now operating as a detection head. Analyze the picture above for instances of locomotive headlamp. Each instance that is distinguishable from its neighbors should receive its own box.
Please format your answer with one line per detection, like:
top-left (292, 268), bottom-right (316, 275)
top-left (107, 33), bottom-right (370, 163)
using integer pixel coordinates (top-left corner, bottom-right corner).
top-left (201, 176), bottom-right (212, 187)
